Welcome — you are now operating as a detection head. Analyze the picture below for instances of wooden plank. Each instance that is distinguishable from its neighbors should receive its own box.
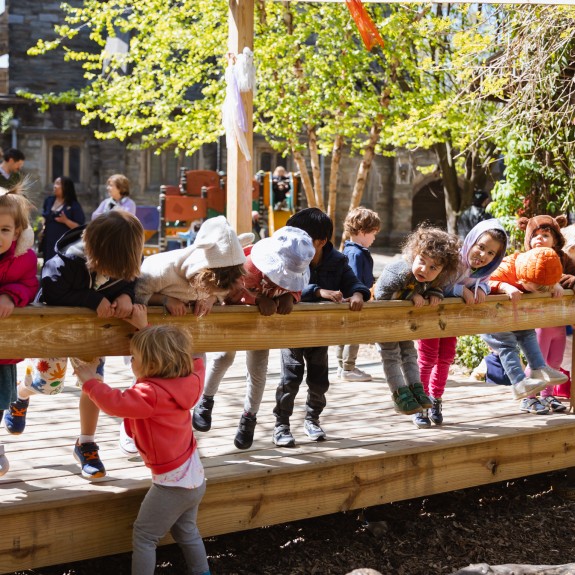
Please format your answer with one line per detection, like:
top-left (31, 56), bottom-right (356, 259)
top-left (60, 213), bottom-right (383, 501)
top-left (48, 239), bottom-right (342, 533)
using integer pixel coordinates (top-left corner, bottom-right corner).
top-left (3, 292), bottom-right (575, 359)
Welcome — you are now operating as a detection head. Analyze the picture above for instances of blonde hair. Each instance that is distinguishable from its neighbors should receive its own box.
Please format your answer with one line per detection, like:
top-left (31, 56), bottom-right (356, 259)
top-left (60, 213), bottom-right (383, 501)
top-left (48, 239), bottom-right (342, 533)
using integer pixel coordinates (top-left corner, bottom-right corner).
top-left (343, 207), bottom-right (381, 237)
top-left (84, 210), bottom-right (144, 280)
top-left (108, 174), bottom-right (130, 198)
top-left (0, 180), bottom-right (34, 233)
top-left (130, 325), bottom-right (194, 379)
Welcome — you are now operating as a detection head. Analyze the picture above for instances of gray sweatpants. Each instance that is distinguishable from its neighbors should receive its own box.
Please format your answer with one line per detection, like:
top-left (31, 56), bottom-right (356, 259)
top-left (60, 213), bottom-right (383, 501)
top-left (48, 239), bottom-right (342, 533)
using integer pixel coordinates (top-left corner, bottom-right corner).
top-left (132, 480), bottom-right (209, 575)
top-left (204, 350), bottom-right (269, 414)
top-left (376, 340), bottom-right (421, 392)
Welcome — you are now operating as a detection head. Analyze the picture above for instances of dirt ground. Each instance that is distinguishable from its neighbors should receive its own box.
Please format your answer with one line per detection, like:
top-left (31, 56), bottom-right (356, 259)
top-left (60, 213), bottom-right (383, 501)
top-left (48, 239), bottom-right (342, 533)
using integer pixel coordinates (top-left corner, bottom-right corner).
top-left (7, 469), bottom-right (575, 575)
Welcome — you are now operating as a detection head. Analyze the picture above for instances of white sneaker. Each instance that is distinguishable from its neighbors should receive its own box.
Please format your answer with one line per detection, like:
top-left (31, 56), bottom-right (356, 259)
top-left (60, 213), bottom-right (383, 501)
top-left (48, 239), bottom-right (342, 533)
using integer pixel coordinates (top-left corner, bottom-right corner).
top-left (0, 444), bottom-right (9, 476)
top-left (119, 421), bottom-right (139, 456)
top-left (340, 368), bottom-right (373, 382)
top-left (531, 367), bottom-right (569, 385)
top-left (336, 367), bottom-right (343, 379)
top-left (511, 377), bottom-right (547, 399)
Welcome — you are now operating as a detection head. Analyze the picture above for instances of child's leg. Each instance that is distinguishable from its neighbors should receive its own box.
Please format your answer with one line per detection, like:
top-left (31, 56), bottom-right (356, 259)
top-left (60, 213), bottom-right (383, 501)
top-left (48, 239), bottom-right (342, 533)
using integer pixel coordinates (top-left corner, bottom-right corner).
top-left (132, 481), bottom-right (209, 575)
top-left (376, 341), bottom-right (407, 392)
top-left (0, 362), bottom-right (16, 475)
top-left (515, 329), bottom-right (547, 371)
top-left (170, 481), bottom-right (210, 575)
top-left (5, 359), bottom-right (68, 435)
top-left (243, 349), bottom-right (270, 415)
top-left (272, 348), bottom-right (304, 447)
top-left (303, 346), bottom-right (329, 422)
top-left (234, 349), bottom-right (270, 450)
top-left (481, 332), bottom-right (525, 384)
top-left (429, 337), bottom-right (457, 399)
top-left (417, 338), bottom-right (440, 394)
top-left (377, 341), bottom-right (422, 414)
top-left (536, 327), bottom-right (565, 370)
top-left (342, 344), bottom-right (360, 371)
top-left (336, 345), bottom-right (345, 370)
top-left (193, 351), bottom-right (236, 433)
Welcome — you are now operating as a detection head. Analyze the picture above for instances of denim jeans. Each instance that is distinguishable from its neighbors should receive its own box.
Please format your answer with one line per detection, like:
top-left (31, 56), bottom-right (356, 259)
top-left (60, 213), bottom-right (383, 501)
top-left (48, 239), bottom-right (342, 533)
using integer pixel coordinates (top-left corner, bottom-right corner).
top-left (204, 349), bottom-right (270, 414)
top-left (481, 329), bottom-right (545, 385)
top-left (274, 346), bottom-right (329, 425)
top-left (376, 341), bottom-right (421, 392)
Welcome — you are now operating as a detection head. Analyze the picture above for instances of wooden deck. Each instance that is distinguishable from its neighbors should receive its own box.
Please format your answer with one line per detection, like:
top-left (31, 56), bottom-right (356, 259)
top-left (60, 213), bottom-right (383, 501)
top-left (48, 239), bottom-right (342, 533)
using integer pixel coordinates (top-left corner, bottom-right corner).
top-left (2, 347), bottom-right (575, 574)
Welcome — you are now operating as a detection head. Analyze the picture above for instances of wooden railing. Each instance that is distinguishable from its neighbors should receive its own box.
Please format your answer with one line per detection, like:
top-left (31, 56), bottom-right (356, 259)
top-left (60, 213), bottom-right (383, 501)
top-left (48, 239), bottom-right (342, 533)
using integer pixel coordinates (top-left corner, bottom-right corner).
top-left (6, 293), bottom-right (575, 401)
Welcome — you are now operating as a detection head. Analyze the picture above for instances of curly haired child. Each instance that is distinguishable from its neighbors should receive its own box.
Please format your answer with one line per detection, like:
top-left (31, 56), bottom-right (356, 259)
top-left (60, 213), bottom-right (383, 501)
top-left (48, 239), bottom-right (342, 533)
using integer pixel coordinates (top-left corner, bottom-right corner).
top-left (373, 226), bottom-right (461, 415)
top-left (4, 210), bottom-right (145, 480)
top-left (77, 306), bottom-right (210, 575)
top-left (0, 182), bottom-right (39, 476)
top-left (416, 219), bottom-right (507, 427)
top-left (337, 207), bottom-right (381, 382)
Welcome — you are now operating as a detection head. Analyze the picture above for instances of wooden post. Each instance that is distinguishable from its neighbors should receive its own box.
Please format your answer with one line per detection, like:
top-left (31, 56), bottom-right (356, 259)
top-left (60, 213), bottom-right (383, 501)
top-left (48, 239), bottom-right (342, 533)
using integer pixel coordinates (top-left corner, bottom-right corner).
top-left (227, 0), bottom-right (254, 235)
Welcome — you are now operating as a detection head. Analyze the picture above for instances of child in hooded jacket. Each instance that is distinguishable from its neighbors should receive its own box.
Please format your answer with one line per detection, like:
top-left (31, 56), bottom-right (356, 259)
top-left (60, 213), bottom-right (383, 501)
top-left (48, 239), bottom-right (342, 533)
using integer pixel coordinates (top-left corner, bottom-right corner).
top-left (192, 226), bottom-right (315, 450)
top-left (415, 219), bottom-right (507, 428)
top-left (0, 184), bottom-right (39, 476)
top-left (4, 210), bottom-right (144, 480)
top-left (373, 226), bottom-right (461, 416)
top-left (77, 306), bottom-right (210, 575)
top-left (514, 215), bottom-right (575, 413)
top-left (135, 216), bottom-right (249, 317)
top-left (482, 246), bottom-right (568, 405)
top-left (272, 208), bottom-right (371, 448)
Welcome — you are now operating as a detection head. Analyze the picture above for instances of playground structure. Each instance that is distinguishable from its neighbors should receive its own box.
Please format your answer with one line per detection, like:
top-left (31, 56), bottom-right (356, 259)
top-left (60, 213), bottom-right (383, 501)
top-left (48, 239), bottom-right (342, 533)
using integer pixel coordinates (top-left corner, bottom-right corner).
top-left (136, 168), bottom-right (300, 255)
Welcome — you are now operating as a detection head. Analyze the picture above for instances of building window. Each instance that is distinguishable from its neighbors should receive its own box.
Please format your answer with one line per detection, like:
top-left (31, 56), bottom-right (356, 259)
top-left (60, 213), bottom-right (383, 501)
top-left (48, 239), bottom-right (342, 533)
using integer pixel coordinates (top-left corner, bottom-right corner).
top-left (50, 143), bottom-right (83, 184)
top-left (147, 150), bottom-right (192, 189)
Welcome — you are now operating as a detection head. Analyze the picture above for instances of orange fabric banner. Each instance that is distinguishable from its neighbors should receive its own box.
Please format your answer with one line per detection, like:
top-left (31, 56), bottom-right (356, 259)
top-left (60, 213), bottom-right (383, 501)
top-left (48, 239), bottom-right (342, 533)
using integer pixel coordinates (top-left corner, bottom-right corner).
top-left (345, 0), bottom-right (385, 51)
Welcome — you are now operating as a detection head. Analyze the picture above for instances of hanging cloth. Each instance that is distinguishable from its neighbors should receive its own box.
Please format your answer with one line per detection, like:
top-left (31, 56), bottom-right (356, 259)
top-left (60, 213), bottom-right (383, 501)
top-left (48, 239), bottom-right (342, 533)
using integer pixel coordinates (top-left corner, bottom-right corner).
top-left (345, 0), bottom-right (385, 52)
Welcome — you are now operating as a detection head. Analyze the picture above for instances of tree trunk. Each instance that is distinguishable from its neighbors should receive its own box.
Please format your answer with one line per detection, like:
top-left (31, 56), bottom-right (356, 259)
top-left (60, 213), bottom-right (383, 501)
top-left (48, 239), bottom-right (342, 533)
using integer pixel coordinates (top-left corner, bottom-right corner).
top-left (293, 149), bottom-right (317, 208)
top-left (328, 134), bottom-right (344, 243)
top-left (308, 125), bottom-right (324, 211)
top-left (434, 140), bottom-right (460, 234)
top-left (339, 123), bottom-right (381, 249)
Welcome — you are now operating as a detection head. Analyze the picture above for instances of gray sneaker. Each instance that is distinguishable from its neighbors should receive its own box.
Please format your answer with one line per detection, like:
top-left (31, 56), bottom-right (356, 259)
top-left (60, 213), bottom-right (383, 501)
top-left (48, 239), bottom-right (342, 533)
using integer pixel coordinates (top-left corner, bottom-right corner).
top-left (273, 424), bottom-right (296, 447)
top-left (531, 367), bottom-right (569, 385)
top-left (303, 419), bottom-right (326, 441)
top-left (340, 368), bottom-right (372, 382)
top-left (511, 377), bottom-right (547, 399)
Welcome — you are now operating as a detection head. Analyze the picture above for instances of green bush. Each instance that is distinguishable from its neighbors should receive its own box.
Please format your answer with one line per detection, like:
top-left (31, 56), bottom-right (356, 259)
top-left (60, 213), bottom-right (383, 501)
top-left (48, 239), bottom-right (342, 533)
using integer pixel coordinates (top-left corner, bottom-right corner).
top-left (455, 335), bottom-right (489, 371)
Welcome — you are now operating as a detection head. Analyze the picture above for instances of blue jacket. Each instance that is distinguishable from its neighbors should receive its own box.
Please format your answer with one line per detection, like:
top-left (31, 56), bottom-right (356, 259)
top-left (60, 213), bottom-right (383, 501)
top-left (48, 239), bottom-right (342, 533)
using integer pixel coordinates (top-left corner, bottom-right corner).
top-left (302, 242), bottom-right (371, 302)
top-left (342, 240), bottom-right (375, 289)
top-left (37, 225), bottom-right (136, 309)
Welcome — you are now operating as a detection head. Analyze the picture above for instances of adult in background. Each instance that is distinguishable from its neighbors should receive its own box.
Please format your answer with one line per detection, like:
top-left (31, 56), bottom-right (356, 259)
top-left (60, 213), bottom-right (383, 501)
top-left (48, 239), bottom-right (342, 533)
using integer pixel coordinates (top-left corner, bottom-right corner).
top-left (0, 148), bottom-right (25, 189)
top-left (92, 174), bottom-right (136, 219)
top-left (40, 176), bottom-right (85, 262)
top-left (457, 189), bottom-right (492, 240)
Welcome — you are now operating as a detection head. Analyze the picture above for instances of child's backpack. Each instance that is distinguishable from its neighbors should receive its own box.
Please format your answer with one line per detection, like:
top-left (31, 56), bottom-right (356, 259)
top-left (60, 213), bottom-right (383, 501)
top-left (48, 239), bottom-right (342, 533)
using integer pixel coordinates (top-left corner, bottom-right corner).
top-left (485, 352), bottom-right (511, 386)
top-left (553, 367), bottom-right (571, 398)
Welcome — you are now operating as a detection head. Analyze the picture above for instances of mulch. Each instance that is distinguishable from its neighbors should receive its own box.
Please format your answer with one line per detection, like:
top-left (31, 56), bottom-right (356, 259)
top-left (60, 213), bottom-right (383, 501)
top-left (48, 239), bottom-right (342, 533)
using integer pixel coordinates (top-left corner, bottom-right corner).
top-left (7, 469), bottom-right (575, 575)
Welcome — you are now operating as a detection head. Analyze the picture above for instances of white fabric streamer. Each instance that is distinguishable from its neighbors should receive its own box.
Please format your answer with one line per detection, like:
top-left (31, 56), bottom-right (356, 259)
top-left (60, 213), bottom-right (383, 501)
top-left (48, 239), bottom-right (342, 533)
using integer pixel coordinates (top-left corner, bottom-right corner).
top-left (234, 47), bottom-right (256, 93)
top-left (222, 61), bottom-right (251, 161)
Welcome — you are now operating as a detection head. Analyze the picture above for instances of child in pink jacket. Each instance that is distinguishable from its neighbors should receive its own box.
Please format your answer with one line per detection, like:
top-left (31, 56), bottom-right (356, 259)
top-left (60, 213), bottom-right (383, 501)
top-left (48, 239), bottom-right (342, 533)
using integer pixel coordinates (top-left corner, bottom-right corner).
top-left (76, 306), bottom-right (210, 575)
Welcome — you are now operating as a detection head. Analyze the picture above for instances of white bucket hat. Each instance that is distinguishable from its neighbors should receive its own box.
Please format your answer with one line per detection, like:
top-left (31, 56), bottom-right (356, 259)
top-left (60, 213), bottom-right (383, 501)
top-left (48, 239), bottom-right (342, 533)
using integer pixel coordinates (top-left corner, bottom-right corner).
top-left (250, 226), bottom-right (314, 292)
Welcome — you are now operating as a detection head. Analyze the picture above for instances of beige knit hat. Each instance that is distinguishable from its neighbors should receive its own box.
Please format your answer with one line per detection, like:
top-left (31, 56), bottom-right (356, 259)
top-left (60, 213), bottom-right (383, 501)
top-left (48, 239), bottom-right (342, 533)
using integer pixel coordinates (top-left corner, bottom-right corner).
top-left (176, 216), bottom-right (253, 280)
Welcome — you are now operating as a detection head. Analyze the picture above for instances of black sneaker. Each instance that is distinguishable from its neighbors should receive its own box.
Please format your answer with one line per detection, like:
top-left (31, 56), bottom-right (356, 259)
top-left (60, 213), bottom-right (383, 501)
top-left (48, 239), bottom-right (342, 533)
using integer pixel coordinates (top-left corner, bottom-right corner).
top-left (273, 424), bottom-right (295, 447)
top-left (234, 413), bottom-right (257, 450)
top-left (192, 396), bottom-right (214, 432)
top-left (430, 397), bottom-right (443, 425)
top-left (73, 440), bottom-right (106, 480)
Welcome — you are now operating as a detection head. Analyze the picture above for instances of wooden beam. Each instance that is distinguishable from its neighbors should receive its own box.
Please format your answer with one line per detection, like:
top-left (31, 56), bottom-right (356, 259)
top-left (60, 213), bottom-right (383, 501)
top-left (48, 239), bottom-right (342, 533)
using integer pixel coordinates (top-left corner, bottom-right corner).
top-left (283, 0), bottom-right (573, 4)
top-left (3, 292), bottom-right (575, 359)
top-left (227, 0), bottom-right (254, 235)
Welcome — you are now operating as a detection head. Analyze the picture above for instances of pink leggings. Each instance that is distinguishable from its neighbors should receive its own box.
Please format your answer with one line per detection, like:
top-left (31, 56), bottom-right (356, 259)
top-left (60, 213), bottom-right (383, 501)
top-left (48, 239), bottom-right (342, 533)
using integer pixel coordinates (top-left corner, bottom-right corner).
top-left (417, 337), bottom-right (457, 399)
top-left (535, 326), bottom-right (566, 398)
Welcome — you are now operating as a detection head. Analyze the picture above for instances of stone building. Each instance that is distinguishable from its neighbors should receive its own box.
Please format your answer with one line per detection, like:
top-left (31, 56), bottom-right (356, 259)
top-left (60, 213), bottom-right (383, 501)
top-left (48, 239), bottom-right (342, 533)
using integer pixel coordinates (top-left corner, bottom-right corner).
top-left (0, 0), bottom-right (446, 245)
